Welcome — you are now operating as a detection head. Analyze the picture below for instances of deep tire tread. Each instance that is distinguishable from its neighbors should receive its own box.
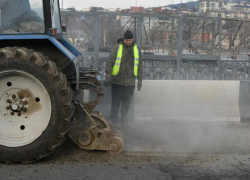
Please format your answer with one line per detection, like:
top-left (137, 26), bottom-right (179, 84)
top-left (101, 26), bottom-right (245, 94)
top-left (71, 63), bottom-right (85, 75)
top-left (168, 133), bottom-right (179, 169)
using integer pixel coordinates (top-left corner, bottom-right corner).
top-left (0, 47), bottom-right (74, 164)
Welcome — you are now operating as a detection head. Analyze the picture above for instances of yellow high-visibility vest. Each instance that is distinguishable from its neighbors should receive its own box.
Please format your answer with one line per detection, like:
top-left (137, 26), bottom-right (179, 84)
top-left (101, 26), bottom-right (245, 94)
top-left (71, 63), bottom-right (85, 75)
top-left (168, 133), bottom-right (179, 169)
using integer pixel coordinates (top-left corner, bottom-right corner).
top-left (112, 44), bottom-right (139, 76)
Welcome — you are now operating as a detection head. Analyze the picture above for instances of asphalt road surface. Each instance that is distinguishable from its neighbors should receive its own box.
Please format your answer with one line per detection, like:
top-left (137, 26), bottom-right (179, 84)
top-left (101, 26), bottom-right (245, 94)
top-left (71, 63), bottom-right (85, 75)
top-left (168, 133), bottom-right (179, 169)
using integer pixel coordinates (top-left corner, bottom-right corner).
top-left (1, 120), bottom-right (250, 180)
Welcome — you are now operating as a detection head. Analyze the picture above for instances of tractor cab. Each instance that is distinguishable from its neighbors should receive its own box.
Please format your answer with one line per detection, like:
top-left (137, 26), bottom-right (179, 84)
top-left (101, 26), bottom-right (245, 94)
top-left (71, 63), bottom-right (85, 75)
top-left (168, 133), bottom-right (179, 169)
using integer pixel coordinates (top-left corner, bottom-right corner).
top-left (0, 0), bottom-right (81, 88)
top-left (0, 0), bottom-right (62, 35)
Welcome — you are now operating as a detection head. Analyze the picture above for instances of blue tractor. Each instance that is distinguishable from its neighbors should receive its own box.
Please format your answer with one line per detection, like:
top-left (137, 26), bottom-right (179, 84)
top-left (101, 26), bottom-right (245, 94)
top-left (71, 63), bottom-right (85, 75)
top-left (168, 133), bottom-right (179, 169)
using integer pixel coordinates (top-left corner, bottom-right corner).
top-left (0, 0), bottom-right (123, 163)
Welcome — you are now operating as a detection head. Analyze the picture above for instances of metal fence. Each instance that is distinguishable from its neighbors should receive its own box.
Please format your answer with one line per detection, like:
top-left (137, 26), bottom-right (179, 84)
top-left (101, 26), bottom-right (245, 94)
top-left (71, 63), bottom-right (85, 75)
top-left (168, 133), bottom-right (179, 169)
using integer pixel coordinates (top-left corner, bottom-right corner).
top-left (61, 11), bottom-right (250, 80)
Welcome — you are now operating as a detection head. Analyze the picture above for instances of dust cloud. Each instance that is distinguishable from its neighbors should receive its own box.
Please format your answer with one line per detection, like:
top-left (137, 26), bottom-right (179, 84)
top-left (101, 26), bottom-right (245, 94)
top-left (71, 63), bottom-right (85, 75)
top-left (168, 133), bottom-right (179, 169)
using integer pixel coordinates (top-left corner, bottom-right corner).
top-left (117, 81), bottom-right (250, 154)
top-left (120, 119), bottom-right (250, 154)
top-left (92, 81), bottom-right (250, 154)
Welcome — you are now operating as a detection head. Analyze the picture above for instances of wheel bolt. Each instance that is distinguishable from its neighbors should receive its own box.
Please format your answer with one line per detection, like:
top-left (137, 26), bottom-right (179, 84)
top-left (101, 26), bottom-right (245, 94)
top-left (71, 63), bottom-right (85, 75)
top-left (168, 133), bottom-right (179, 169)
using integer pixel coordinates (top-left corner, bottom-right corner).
top-left (23, 101), bottom-right (28, 105)
top-left (23, 108), bottom-right (27, 112)
top-left (19, 95), bottom-right (23, 99)
top-left (12, 94), bottom-right (16, 99)
top-left (6, 106), bottom-right (10, 110)
top-left (6, 99), bottom-right (11, 103)
top-left (18, 112), bottom-right (21, 116)
top-left (10, 112), bottom-right (14, 116)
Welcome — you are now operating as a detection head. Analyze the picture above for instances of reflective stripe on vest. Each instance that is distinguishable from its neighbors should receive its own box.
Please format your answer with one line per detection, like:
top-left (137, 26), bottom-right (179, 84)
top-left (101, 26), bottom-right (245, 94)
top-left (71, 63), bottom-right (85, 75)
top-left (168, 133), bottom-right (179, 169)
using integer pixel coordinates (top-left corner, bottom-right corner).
top-left (112, 44), bottom-right (140, 76)
top-left (133, 44), bottom-right (139, 77)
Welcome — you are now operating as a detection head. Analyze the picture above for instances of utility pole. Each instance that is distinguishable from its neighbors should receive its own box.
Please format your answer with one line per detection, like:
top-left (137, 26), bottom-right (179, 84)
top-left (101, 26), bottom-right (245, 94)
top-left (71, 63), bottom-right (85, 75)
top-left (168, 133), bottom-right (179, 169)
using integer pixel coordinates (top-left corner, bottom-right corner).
top-left (62, 0), bottom-right (63, 9)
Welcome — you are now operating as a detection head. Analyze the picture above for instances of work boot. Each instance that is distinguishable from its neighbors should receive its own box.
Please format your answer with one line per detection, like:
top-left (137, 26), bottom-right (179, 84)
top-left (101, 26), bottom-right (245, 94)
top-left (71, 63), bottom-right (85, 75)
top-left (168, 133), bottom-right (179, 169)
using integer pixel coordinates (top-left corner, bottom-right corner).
top-left (109, 117), bottom-right (118, 124)
top-left (121, 121), bottom-right (134, 129)
top-left (110, 121), bottom-right (121, 129)
top-left (109, 119), bottom-right (121, 129)
top-left (115, 121), bottom-right (122, 129)
top-left (120, 118), bottom-right (127, 126)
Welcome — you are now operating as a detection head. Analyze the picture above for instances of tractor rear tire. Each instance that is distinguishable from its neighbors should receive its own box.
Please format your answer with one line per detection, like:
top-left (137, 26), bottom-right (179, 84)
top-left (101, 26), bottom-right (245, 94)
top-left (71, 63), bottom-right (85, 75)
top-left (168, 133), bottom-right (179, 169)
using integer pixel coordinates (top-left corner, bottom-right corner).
top-left (0, 47), bottom-right (74, 164)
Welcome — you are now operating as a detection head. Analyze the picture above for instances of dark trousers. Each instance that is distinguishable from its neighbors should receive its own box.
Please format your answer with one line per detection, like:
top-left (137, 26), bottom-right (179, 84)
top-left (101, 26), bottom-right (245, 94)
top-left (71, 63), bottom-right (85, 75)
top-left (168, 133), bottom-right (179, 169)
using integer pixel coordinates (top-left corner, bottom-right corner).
top-left (110, 83), bottom-right (135, 124)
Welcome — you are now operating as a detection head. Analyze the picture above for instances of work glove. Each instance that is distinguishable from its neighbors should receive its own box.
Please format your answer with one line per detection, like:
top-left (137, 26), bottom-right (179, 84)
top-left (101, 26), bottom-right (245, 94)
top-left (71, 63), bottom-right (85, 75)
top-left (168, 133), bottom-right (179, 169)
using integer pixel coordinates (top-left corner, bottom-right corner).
top-left (104, 75), bottom-right (111, 87)
top-left (137, 81), bottom-right (142, 91)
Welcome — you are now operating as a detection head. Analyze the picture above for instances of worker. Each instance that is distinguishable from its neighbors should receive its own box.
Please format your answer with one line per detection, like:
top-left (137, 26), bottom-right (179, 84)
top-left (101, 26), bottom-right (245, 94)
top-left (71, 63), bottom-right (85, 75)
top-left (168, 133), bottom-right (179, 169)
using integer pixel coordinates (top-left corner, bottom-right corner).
top-left (104, 30), bottom-right (143, 126)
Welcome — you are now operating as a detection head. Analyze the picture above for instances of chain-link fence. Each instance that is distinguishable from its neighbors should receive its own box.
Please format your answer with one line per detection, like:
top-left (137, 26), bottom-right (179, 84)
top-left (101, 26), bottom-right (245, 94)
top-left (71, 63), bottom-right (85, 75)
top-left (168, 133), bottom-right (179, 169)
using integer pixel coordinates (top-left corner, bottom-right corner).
top-left (61, 11), bottom-right (250, 80)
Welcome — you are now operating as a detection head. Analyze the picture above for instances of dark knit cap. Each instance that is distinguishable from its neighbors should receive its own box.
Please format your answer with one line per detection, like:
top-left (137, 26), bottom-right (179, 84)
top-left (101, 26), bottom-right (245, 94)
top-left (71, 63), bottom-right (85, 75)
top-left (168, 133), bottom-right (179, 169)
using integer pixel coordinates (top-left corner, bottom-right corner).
top-left (124, 30), bottom-right (133, 39)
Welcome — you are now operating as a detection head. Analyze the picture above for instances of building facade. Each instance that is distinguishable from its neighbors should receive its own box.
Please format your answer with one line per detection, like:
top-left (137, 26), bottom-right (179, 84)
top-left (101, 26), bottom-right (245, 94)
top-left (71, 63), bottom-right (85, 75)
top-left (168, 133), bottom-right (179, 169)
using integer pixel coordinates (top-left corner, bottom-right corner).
top-left (199, 0), bottom-right (250, 13)
top-left (199, 0), bottom-right (250, 19)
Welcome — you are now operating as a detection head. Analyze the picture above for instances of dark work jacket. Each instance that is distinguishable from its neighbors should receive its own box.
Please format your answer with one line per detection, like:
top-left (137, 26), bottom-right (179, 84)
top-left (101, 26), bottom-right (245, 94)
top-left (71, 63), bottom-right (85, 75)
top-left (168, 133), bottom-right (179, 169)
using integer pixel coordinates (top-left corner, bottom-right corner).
top-left (105, 42), bottom-right (143, 86)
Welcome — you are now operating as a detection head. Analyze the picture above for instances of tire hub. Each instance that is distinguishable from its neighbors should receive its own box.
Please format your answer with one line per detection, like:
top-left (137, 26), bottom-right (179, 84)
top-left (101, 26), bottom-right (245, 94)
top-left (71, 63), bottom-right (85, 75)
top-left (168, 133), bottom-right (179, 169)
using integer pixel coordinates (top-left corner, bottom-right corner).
top-left (1, 89), bottom-right (30, 122)
top-left (10, 98), bottom-right (24, 112)
top-left (6, 93), bottom-right (28, 116)
top-left (0, 70), bottom-right (52, 147)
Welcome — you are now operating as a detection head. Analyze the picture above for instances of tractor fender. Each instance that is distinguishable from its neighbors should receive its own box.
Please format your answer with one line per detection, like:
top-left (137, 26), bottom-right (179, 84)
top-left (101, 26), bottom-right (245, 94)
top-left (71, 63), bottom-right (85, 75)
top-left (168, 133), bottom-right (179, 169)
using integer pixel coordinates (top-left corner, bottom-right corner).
top-left (49, 35), bottom-right (80, 89)
top-left (0, 34), bottom-right (80, 89)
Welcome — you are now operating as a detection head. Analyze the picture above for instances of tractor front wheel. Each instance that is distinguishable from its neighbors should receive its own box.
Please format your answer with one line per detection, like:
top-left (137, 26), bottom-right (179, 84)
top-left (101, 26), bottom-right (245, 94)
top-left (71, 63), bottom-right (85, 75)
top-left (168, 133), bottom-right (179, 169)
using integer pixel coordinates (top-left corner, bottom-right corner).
top-left (0, 47), bottom-right (74, 164)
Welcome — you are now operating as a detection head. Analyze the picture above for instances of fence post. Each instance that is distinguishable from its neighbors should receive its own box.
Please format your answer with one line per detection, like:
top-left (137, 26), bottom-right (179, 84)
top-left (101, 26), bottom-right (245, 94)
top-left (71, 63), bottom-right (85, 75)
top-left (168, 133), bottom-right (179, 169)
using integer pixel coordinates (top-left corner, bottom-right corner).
top-left (177, 16), bottom-right (184, 80)
top-left (218, 18), bottom-right (222, 80)
top-left (136, 14), bottom-right (143, 47)
top-left (94, 13), bottom-right (100, 69)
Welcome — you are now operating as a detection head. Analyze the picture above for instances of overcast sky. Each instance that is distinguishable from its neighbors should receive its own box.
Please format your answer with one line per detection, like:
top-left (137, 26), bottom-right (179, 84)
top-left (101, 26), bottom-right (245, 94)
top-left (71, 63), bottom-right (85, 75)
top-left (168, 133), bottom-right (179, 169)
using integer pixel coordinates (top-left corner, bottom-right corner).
top-left (61, 0), bottom-right (191, 10)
